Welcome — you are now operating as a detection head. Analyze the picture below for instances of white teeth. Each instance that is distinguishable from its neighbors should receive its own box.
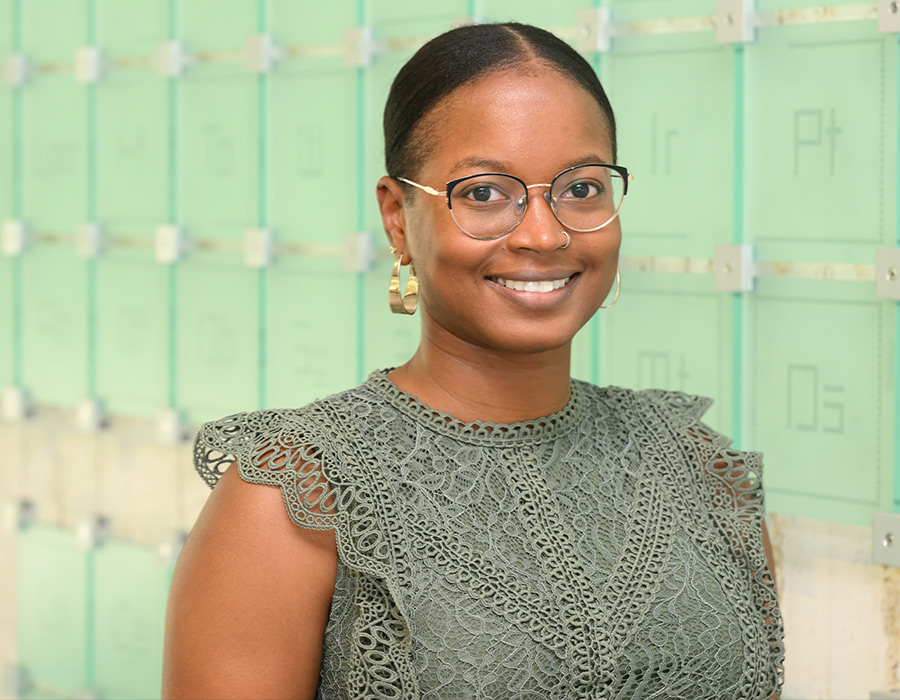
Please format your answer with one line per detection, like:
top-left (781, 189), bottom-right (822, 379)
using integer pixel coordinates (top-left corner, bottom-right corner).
top-left (494, 276), bottom-right (571, 293)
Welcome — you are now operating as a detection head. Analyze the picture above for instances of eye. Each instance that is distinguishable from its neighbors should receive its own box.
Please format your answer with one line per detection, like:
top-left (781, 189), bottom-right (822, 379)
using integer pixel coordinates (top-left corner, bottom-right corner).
top-left (461, 183), bottom-right (507, 203)
top-left (561, 180), bottom-right (603, 199)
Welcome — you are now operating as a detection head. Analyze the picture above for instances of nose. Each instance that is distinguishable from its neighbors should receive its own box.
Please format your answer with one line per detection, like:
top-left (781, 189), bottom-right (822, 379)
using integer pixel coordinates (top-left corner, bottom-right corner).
top-left (506, 189), bottom-right (565, 253)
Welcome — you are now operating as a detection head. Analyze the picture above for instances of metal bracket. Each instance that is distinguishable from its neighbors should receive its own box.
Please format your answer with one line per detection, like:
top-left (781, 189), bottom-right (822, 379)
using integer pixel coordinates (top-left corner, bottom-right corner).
top-left (245, 228), bottom-right (274, 268)
top-left (714, 244), bottom-right (754, 291)
top-left (343, 26), bottom-right (375, 67)
top-left (1, 220), bottom-right (28, 257)
top-left (157, 40), bottom-right (190, 77)
top-left (873, 513), bottom-right (900, 567)
top-left (75, 515), bottom-right (110, 551)
top-left (1, 386), bottom-right (32, 421)
top-left (75, 397), bottom-right (107, 432)
top-left (158, 530), bottom-right (188, 568)
top-left (879, 0), bottom-right (900, 33)
top-left (74, 47), bottom-right (103, 84)
top-left (1, 500), bottom-right (35, 533)
top-left (576, 8), bottom-right (612, 53)
top-left (3, 53), bottom-right (29, 87)
top-left (245, 34), bottom-right (281, 73)
top-left (716, 0), bottom-right (756, 43)
top-left (155, 224), bottom-right (185, 264)
top-left (343, 232), bottom-right (373, 272)
top-left (76, 222), bottom-right (104, 259)
top-left (157, 408), bottom-right (188, 444)
top-left (876, 249), bottom-right (900, 300)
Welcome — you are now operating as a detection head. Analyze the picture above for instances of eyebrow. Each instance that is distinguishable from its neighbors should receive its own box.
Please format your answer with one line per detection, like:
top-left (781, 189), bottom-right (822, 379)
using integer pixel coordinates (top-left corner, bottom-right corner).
top-left (449, 154), bottom-right (611, 176)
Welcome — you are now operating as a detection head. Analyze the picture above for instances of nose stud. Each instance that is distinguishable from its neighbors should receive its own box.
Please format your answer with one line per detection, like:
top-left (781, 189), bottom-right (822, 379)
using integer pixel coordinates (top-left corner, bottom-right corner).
top-left (560, 231), bottom-right (570, 249)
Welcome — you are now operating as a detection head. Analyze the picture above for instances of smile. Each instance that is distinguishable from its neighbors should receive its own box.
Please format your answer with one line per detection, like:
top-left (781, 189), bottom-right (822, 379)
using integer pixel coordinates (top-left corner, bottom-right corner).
top-left (489, 276), bottom-right (571, 293)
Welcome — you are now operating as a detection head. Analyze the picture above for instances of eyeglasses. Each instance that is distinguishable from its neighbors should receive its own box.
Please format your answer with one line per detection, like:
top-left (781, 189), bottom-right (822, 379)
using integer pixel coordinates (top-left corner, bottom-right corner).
top-left (397, 163), bottom-right (632, 241)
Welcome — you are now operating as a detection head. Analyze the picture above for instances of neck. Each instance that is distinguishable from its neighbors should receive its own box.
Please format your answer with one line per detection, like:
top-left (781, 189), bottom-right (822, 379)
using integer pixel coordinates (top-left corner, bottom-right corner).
top-left (387, 328), bottom-right (573, 425)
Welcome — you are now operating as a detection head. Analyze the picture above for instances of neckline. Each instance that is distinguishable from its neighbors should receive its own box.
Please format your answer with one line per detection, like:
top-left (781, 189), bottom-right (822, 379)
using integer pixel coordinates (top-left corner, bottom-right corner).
top-left (363, 368), bottom-right (586, 446)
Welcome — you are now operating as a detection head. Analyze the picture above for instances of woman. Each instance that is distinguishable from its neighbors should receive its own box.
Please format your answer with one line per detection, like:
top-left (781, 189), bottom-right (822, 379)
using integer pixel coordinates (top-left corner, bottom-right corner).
top-left (163, 22), bottom-right (784, 699)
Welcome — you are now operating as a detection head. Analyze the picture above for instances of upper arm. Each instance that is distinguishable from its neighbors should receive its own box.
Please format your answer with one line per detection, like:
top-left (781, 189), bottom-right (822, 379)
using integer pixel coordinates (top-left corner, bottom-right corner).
top-left (162, 464), bottom-right (338, 700)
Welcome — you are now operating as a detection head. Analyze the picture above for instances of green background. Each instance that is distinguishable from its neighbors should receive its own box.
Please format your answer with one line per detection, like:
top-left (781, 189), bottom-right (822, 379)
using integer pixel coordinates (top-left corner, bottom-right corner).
top-left (0, 0), bottom-right (897, 696)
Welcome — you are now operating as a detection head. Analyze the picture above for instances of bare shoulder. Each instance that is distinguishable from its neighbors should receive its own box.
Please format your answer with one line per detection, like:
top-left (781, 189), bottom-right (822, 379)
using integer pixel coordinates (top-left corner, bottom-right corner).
top-left (162, 464), bottom-right (337, 700)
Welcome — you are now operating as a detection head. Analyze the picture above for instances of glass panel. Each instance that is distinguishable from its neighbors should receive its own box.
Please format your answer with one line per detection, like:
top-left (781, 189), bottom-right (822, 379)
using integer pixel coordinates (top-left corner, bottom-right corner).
top-left (96, 74), bottom-right (169, 237)
top-left (600, 274), bottom-right (732, 434)
top-left (266, 257), bottom-right (358, 408)
top-left (603, 32), bottom-right (734, 259)
top-left (744, 23), bottom-right (898, 262)
top-left (269, 0), bottom-right (356, 45)
top-left (95, 250), bottom-right (169, 416)
top-left (21, 247), bottom-right (88, 404)
top-left (746, 278), bottom-right (893, 526)
top-left (268, 58), bottom-right (358, 244)
top-left (17, 525), bottom-right (90, 696)
top-left (178, 64), bottom-right (259, 242)
top-left (177, 251), bottom-right (259, 423)
top-left (22, 0), bottom-right (86, 62)
top-left (178, 0), bottom-right (256, 52)
top-left (0, 258), bottom-right (12, 386)
top-left (97, 0), bottom-right (170, 58)
top-left (21, 75), bottom-right (89, 232)
top-left (94, 541), bottom-right (169, 700)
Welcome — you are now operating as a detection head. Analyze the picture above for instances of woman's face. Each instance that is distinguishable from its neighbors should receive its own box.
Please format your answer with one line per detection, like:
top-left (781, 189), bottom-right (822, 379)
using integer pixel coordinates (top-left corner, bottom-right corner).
top-left (378, 65), bottom-right (621, 357)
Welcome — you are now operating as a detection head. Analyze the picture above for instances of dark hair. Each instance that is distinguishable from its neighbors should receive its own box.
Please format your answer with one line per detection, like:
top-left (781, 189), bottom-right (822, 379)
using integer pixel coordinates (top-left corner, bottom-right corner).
top-left (383, 22), bottom-right (617, 180)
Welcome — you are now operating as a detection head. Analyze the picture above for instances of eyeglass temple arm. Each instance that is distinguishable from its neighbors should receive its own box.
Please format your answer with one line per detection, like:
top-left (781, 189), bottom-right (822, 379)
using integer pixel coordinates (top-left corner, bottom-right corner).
top-left (396, 177), bottom-right (445, 197)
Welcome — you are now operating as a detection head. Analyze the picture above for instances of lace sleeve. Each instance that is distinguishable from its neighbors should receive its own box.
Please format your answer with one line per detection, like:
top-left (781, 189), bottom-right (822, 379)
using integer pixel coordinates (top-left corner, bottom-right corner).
top-left (192, 408), bottom-right (338, 530)
top-left (638, 389), bottom-right (786, 694)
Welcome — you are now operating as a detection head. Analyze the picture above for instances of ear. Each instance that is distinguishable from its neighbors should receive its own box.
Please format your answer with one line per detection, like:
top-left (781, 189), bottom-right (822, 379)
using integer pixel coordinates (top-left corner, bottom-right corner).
top-left (376, 176), bottom-right (412, 265)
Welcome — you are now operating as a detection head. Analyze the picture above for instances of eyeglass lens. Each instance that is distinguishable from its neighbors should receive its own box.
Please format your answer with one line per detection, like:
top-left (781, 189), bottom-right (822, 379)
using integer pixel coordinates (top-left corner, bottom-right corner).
top-left (448, 165), bottom-right (625, 240)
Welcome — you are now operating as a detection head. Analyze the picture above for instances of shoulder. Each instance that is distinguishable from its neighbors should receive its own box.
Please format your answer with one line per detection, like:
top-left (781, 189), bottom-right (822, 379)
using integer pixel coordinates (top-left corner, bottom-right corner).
top-left (575, 381), bottom-right (715, 431)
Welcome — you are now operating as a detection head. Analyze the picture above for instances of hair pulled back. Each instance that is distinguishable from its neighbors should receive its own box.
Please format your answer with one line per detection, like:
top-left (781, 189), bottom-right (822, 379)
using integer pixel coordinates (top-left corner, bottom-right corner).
top-left (383, 22), bottom-right (617, 180)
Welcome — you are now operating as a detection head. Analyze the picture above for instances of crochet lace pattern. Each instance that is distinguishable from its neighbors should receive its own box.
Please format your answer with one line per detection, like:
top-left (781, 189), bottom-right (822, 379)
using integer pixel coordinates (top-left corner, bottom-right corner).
top-left (193, 369), bottom-right (785, 699)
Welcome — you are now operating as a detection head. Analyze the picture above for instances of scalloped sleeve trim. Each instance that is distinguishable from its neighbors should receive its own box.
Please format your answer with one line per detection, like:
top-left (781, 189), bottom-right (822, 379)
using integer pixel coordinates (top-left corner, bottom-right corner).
top-left (192, 408), bottom-right (338, 531)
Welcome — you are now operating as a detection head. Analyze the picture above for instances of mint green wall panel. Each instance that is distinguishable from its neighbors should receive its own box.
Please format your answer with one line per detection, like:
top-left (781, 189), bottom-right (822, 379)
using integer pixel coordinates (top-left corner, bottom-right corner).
top-left (177, 253), bottom-right (259, 422)
top-left (21, 75), bottom-right (89, 232)
top-left (744, 23), bottom-right (898, 262)
top-left (179, 64), bottom-right (259, 241)
top-left (94, 541), bottom-right (168, 700)
top-left (0, 0), bottom-right (12, 54)
top-left (600, 276), bottom-right (732, 434)
top-left (0, 258), bottom-right (13, 386)
top-left (21, 248), bottom-right (88, 404)
top-left (96, 251), bottom-right (169, 416)
top-left (268, 59), bottom-right (358, 244)
top-left (747, 280), bottom-right (894, 526)
top-left (570, 321), bottom-right (596, 384)
top-left (477, 0), bottom-right (582, 25)
top-left (22, 0), bottom-right (86, 63)
top-left (97, 0), bottom-right (170, 57)
top-left (96, 75), bottom-right (169, 236)
top-left (17, 525), bottom-right (90, 696)
top-left (364, 258), bottom-right (420, 372)
top-left (606, 0), bottom-right (712, 16)
top-left (269, 0), bottom-right (355, 44)
top-left (179, 0), bottom-right (257, 52)
top-left (371, 2), bottom-right (468, 34)
top-left (267, 257), bottom-right (358, 408)
top-left (605, 33), bottom-right (734, 259)
top-left (364, 51), bottom-right (408, 235)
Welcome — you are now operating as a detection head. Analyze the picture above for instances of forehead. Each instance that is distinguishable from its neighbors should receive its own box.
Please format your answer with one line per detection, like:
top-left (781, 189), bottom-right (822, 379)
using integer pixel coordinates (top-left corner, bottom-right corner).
top-left (417, 66), bottom-right (613, 180)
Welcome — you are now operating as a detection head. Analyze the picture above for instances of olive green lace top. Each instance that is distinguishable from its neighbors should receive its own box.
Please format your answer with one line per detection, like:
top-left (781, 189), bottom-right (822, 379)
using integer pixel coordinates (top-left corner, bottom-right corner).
top-left (193, 369), bottom-right (785, 699)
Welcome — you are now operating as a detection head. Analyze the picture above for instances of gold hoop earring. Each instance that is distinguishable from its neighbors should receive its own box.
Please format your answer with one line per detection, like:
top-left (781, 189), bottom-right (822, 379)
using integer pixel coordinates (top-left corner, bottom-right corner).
top-left (600, 268), bottom-right (620, 309)
top-left (389, 256), bottom-right (418, 315)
